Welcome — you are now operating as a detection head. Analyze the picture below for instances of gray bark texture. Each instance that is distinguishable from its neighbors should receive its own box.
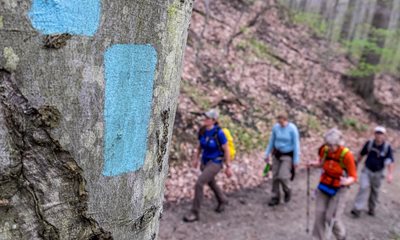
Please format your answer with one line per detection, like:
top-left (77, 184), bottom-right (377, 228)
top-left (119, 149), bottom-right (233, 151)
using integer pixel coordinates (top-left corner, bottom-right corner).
top-left (0, 0), bottom-right (193, 239)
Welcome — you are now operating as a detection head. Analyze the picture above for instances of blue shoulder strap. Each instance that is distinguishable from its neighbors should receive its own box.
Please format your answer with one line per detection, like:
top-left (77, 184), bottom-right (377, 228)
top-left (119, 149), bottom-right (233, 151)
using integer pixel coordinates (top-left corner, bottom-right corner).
top-left (212, 126), bottom-right (223, 153)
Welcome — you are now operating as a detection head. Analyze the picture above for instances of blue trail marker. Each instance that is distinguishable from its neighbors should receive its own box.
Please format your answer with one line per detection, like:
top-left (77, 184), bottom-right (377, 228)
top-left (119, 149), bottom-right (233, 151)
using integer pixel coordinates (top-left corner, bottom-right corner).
top-left (103, 44), bottom-right (157, 177)
top-left (29, 0), bottom-right (101, 36)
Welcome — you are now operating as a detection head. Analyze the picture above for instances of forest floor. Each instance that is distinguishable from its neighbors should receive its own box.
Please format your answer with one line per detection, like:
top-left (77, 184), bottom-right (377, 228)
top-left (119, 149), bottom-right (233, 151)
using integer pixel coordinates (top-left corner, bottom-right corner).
top-left (159, 152), bottom-right (400, 240)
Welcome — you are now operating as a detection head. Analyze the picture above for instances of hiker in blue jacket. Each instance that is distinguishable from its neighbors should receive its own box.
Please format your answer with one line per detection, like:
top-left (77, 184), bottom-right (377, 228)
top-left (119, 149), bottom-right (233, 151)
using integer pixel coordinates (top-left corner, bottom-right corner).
top-left (183, 109), bottom-right (232, 222)
top-left (351, 126), bottom-right (394, 218)
top-left (264, 112), bottom-right (300, 206)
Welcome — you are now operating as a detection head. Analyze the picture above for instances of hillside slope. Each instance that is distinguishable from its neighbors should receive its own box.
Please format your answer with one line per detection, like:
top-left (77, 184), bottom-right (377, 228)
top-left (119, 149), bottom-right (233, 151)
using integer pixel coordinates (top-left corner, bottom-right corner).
top-left (166, 0), bottom-right (400, 202)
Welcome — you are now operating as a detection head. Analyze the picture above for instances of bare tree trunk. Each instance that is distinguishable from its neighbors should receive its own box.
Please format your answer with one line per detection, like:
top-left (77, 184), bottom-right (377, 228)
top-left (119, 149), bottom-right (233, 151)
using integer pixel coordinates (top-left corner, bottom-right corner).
top-left (0, 0), bottom-right (193, 239)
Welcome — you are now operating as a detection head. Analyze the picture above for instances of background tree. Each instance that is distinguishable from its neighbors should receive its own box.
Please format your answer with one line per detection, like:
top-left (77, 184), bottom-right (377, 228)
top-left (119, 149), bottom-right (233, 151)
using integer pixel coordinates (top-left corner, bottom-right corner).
top-left (350, 0), bottom-right (393, 103)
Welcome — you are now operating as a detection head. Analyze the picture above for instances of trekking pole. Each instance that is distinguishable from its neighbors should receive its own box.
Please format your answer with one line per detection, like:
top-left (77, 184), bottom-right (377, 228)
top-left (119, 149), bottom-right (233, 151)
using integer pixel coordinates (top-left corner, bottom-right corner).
top-left (326, 190), bottom-right (341, 240)
top-left (306, 164), bottom-right (310, 233)
top-left (326, 214), bottom-right (336, 240)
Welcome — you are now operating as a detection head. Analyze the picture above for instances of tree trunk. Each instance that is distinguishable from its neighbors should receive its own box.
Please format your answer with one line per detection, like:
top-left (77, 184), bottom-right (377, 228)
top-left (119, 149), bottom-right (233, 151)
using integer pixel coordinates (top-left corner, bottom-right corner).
top-left (351, 0), bottom-right (392, 102)
top-left (0, 0), bottom-right (193, 239)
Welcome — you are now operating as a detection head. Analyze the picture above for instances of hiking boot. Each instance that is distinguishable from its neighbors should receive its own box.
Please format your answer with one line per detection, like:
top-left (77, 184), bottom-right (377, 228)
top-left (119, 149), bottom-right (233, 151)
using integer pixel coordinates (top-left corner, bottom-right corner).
top-left (284, 190), bottom-right (291, 203)
top-left (350, 209), bottom-right (360, 218)
top-left (215, 200), bottom-right (228, 213)
top-left (368, 209), bottom-right (375, 217)
top-left (215, 203), bottom-right (225, 213)
top-left (268, 198), bottom-right (280, 207)
top-left (183, 211), bottom-right (199, 223)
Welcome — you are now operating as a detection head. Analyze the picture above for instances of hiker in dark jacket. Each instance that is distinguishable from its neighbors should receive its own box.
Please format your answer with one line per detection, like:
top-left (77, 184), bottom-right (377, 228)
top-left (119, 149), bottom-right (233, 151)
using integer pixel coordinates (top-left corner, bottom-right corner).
top-left (351, 126), bottom-right (394, 218)
top-left (183, 109), bottom-right (232, 222)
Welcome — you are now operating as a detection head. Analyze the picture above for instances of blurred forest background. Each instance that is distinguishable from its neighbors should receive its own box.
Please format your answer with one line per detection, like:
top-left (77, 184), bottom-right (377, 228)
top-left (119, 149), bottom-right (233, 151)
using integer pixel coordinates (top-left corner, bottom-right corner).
top-left (165, 0), bottom-right (400, 202)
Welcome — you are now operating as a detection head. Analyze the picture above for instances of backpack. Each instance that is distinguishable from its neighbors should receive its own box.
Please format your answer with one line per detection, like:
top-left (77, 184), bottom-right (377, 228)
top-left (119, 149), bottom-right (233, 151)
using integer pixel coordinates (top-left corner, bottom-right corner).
top-left (221, 128), bottom-right (236, 160)
top-left (320, 146), bottom-right (350, 188)
top-left (199, 126), bottom-right (236, 160)
top-left (367, 139), bottom-right (389, 157)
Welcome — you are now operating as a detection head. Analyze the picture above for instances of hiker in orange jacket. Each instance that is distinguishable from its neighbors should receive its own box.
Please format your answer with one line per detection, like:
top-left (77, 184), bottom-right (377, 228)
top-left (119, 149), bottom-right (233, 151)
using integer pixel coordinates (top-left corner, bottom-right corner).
top-left (309, 128), bottom-right (357, 240)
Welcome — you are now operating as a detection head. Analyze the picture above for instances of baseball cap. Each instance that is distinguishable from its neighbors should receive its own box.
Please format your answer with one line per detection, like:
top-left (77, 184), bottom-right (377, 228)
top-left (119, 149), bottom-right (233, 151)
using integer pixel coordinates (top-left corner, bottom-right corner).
top-left (204, 109), bottom-right (219, 120)
top-left (374, 126), bottom-right (386, 134)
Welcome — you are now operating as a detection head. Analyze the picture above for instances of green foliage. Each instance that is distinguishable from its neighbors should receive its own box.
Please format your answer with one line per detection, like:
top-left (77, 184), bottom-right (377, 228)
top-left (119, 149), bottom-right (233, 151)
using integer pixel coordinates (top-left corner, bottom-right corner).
top-left (389, 234), bottom-right (400, 240)
top-left (306, 115), bottom-right (321, 132)
top-left (239, 26), bottom-right (251, 35)
top-left (292, 12), bottom-right (327, 37)
top-left (343, 39), bottom-right (381, 59)
top-left (287, 7), bottom-right (400, 76)
top-left (235, 40), bottom-right (248, 51)
top-left (369, 27), bottom-right (398, 42)
top-left (248, 38), bottom-right (270, 58)
top-left (347, 61), bottom-right (380, 77)
top-left (236, 38), bottom-right (281, 65)
top-left (342, 118), bottom-right (368, 132)
top-left (344, 35), bottom-right (400, 76)
top-left (219, 115), bottom-right (269, 153)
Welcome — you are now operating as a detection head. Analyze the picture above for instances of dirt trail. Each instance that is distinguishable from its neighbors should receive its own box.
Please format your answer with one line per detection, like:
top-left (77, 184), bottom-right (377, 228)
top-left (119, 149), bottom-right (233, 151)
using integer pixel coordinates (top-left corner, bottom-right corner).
top-left (159, 153), bottom-right (400, 240)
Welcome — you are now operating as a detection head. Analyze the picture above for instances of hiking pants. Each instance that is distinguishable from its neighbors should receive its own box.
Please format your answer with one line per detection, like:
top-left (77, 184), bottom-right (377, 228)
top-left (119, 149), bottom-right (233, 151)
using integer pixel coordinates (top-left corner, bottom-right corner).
top-left (313, 188), bottom-right (348, 240)
top-left (271, 155), bottom-right (292, 200)
top-left (353, 167), bottom-right (384, 212)
top-left (192, 162), bottom-right (227, 213)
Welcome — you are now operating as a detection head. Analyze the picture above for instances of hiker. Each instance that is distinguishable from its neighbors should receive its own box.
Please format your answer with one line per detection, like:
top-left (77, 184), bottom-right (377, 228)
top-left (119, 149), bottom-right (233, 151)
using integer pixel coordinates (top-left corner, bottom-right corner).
top-left (309, 128), bottom-right (357, 240)
top-left (350, 126), bottom-right (394, 218)
top-left (263, 112), bottom-right (300, 206)
top-left (183, 109), bottom-right (232, 222)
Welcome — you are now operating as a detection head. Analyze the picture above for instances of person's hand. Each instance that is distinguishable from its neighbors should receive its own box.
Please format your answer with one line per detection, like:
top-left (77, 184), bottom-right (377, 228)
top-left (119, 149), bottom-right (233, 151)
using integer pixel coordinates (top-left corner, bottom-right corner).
top-left (307, 161), bottom-right (320, 168)
top-left (264, 156), bottom-right (270, 163)
top-left (340, 176), bottom-right (354, 186)
top-left (387, 173), bottom-right (393, 184)
top-left (225, 166), bottom-right (233, 178)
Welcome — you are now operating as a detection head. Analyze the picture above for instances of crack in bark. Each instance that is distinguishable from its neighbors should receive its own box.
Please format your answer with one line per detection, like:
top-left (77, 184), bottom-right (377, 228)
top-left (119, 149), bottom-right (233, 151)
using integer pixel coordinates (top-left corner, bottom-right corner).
top-left (0, 70), bottom-right (112, 239)
top-left (131, 206), bottom-right (158, 233)
top-left (43, 34), bottom-right (72, 49)
top-left (156, 109), bottom-right (170, 172)
top-left (22, 175), bottom-right (60, 239)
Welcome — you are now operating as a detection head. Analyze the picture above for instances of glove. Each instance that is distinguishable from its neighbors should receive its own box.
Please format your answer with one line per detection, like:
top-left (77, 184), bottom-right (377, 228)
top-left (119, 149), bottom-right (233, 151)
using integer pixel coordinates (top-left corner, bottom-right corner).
top-left (290, 164), bottom-right (296, 181)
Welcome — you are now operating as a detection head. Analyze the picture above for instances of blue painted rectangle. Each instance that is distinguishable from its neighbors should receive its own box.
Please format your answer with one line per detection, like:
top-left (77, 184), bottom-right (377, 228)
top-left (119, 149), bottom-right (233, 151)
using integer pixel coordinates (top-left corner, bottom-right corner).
top-left (29, 0), bottom-right (101, 36)
top-left (103, 44), bottom-right (157, 176)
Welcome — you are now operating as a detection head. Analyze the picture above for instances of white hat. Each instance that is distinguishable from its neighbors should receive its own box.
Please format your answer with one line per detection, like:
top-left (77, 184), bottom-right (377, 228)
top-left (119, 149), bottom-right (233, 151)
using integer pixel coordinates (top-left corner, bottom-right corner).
top-left (374, 126), bottom-right (386, 134)
top-left (204, 109), bottom-right (219, 120)
top-left (324, 128), bottom-right (344, 146)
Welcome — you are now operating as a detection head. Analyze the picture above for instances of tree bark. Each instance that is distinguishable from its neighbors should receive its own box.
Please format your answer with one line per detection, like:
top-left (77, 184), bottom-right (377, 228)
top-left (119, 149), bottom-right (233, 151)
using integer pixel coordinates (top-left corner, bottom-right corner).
top-left (0, 0), bottom-right (193, 239)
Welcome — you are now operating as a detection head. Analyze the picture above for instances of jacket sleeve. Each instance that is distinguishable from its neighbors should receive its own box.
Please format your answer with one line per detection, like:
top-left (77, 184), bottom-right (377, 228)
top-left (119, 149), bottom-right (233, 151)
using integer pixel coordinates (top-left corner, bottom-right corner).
top-left (344, 151), bottom-right (357, 181)
top-left (217, 129), bottom-right (228, 145)
top-left (385, 145), bottom-right (394, 164)
top-left (360, 141), bottom-right (369, 156)
top-left (291, 125), bottom-right (300, 165)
